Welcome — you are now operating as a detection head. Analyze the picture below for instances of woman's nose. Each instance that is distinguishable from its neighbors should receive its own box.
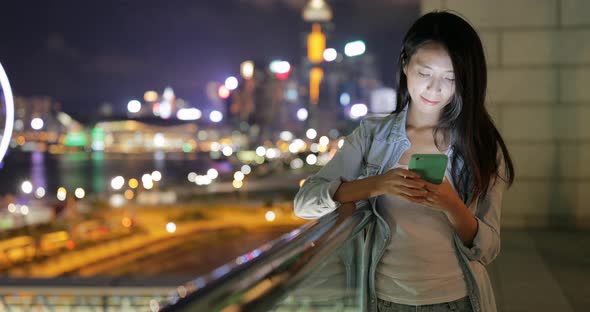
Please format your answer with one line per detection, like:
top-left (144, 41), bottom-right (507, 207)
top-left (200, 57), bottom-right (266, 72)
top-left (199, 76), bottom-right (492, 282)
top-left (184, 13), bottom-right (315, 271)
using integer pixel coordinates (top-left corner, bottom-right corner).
top-left (427, 78), bottom-right (442, 92)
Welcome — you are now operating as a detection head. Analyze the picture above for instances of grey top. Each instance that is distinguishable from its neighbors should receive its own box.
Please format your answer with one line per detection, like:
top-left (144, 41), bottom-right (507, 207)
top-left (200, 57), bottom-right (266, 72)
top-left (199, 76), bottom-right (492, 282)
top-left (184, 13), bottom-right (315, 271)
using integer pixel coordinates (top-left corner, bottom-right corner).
top-left (375, 161), bottom-right (467, 305)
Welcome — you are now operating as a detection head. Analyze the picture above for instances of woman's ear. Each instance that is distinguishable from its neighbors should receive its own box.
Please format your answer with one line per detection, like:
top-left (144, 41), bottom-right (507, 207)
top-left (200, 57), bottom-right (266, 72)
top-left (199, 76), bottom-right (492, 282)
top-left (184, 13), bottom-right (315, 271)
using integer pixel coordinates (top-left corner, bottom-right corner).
top-left (403, 64), bottom-right (408, 76)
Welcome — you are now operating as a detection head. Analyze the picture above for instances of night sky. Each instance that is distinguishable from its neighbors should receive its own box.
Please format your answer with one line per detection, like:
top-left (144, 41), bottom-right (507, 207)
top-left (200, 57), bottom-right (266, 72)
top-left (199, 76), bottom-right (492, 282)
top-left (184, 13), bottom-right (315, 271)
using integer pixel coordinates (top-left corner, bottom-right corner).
top-left (1, 0), bottom-right (418, 116)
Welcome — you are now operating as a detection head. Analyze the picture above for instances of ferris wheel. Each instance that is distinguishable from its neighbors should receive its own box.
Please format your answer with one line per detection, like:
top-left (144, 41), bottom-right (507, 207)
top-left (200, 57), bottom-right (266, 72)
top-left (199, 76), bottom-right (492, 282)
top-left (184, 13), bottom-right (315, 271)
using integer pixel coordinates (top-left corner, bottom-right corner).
top-left (0, 62), bottom-right (14, 164)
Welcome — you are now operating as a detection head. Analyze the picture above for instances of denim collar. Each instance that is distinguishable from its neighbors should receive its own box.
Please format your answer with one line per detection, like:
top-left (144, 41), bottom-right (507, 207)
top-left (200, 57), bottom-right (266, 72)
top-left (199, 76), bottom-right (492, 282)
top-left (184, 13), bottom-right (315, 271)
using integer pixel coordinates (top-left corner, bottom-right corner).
top-left (382, 105), bottom-right (456, 156)
top-left (380, 104), bottom-right (409, 143)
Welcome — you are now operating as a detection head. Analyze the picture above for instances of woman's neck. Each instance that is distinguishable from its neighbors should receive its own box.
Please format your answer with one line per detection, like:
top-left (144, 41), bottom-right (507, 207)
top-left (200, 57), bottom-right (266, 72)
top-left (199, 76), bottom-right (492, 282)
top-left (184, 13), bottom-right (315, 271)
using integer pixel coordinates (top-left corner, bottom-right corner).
top-left (406, 104), bottom-right (441, 130)
top-left (406, 104), bottom-right (450, 149)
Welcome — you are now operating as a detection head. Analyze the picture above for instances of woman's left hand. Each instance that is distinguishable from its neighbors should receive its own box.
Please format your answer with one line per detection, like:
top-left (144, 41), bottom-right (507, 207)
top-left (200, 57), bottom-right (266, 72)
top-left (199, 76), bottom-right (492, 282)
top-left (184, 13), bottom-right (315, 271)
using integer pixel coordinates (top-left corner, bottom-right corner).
top-left (418, 177), bottom-right (464, 214)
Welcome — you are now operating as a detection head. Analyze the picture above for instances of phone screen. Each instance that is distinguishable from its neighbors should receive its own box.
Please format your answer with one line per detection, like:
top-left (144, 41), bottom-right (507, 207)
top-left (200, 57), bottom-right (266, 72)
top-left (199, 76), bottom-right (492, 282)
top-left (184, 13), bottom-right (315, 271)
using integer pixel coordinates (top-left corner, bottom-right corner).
top-left (408, 154), bottom-right (448, 184)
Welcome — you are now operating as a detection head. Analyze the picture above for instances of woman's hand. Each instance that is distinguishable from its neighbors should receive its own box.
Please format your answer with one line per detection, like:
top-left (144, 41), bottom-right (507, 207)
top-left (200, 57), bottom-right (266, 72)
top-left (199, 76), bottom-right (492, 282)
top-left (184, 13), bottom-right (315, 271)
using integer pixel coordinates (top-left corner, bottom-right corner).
top-left (420, 177), bottom-right (478, 246)
top-left (375, 168), bottom-right (428, 203)
top-left (420, 177), bottom-right (465, 214)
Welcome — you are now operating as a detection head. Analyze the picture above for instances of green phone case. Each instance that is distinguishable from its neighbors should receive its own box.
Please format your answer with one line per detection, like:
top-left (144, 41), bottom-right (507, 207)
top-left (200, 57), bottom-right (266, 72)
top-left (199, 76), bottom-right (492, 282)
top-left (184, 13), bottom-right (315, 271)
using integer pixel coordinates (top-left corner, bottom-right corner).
top-left (409, 154), bottom-right (448, 184)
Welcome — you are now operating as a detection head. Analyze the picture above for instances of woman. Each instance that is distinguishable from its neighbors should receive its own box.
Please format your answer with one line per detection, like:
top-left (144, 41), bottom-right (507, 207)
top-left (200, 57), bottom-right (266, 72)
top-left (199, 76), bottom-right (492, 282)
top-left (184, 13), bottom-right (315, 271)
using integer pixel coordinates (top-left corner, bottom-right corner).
top-left (294, 11), bottom-right (514, 312)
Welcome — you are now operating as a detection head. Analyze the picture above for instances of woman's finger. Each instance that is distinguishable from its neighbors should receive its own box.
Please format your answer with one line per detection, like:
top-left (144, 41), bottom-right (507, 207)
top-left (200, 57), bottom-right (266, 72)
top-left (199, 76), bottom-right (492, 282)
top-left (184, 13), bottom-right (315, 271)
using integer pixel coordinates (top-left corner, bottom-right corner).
top-left (424, 193), bottom-right (439, 203)
top-left (398, 179), bottom-right (426, 189)
top-left (399, 193), bottom-right (424, 204)
top-left (423, 181), bottom-right (440, 193)
top-left (398, 185), bottom-right (428, 198)
top-left (395, 168), bottom-right (421, 179)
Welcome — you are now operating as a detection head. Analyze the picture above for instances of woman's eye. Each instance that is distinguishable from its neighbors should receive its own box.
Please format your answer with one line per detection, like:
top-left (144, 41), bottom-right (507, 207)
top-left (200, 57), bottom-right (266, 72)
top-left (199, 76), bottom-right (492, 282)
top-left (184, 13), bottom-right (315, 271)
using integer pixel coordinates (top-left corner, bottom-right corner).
top-left (418, 72), bottom-right (429, 77)
top-left (445, 77), bottom-right (455, 81)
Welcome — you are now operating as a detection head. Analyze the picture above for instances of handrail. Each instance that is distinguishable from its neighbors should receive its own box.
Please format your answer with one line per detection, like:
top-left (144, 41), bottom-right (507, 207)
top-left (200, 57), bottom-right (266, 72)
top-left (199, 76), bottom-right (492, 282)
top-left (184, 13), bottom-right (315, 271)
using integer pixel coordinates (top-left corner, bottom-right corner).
top-left (159, 205), bottom-right (373, 312)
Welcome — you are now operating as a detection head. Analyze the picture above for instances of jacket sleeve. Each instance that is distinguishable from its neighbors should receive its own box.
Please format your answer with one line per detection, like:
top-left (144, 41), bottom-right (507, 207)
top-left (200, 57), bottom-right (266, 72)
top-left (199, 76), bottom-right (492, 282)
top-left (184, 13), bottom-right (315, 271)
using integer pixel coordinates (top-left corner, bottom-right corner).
top-left (454, 154), bottom-right (508, 266)
top-left (293, 120), bottom-right (370, 220)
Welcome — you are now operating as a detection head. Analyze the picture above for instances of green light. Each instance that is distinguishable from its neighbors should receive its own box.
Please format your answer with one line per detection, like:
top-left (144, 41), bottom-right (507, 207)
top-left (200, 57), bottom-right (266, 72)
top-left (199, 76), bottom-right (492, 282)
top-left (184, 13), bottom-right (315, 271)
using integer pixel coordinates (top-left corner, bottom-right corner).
top-left (64, 132), bottom-right (87, 147)
top-left (0, 218), bottom-right (14, 229)
top-left (92, 127), bottom-right (105, 141)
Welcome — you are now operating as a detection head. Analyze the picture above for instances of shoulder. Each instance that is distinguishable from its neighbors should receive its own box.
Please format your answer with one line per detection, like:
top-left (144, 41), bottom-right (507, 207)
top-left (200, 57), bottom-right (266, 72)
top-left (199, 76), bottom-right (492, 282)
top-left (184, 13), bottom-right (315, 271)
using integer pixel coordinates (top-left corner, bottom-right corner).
top-left (358, 112), bottom-right (404, 141)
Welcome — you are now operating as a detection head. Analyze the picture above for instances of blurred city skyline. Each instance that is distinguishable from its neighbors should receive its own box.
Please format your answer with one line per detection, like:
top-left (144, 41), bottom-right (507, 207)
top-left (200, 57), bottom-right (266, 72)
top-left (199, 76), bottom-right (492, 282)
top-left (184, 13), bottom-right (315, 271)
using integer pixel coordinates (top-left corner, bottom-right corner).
top-left (1, 0), bottom-right (418, 116)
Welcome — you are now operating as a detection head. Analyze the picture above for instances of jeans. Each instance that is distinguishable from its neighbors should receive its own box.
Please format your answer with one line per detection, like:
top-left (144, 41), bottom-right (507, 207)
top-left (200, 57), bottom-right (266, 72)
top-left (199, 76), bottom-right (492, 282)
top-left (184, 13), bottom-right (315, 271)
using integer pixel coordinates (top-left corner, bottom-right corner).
top-left (377, 297), bottom-right (473, 312)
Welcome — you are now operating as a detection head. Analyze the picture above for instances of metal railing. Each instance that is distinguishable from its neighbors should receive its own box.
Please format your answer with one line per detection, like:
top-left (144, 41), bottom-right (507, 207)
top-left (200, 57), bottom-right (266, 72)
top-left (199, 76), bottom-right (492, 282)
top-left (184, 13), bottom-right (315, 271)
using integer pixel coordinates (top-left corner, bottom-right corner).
top-left (0, 277), bottom-right (175, 311)
top-left (159, 204), bottom-right (373, 312)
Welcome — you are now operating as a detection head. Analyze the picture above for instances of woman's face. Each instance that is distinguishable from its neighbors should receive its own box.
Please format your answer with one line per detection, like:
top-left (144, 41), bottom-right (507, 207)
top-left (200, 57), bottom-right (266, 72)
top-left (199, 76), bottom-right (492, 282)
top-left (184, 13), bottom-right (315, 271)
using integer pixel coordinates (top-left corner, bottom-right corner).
top-left (404, 42), bottom-right (456, 115)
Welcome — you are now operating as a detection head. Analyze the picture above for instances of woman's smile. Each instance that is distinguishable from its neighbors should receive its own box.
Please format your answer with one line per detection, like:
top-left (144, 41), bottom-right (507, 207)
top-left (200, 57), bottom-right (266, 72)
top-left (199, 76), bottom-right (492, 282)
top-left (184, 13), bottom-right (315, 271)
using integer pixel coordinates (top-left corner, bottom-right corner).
top-left (420, 96), bottom-right (440, 106)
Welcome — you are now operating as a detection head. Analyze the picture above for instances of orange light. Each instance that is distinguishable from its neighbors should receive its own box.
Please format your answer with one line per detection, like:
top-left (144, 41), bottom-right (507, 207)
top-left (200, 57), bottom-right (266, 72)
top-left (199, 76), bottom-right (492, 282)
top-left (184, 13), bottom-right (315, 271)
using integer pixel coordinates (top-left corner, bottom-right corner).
top-left (66, 240), bottom-right (75, 250)
top-left (16, 136), bottom-right (26, 145)
top-left (309, 67), bottom-right (324, 105)
top-left (307, 23), bottom-right (326, 64)
top-left (144, 90), bottom-right (158, 102)
top-left (124, 190), bottom-right (134, 200)
top-left (218, 85), bottom-right (230, 99)
top-left (122, 217), bottom-right (132, 228)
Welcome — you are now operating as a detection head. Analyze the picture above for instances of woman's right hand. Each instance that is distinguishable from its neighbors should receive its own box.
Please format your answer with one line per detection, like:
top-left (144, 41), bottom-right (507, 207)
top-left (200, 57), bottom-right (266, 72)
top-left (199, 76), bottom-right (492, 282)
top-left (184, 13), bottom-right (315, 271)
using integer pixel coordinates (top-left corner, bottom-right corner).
top-left (375, 168), bottom-right (428, 203)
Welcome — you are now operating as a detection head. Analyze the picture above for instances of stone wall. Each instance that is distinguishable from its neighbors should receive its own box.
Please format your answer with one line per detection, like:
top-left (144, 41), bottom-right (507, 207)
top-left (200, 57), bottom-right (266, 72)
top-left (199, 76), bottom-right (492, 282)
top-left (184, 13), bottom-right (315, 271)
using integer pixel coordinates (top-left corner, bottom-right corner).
top-left (421, 0), bottom-right (590, 229)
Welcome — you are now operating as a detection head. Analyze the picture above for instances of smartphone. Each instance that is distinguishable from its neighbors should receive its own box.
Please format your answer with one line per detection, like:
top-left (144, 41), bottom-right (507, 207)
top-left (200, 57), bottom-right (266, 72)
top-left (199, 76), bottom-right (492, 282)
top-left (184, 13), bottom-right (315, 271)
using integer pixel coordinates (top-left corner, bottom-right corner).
top-left (409, 154), bottom-right (448, 184)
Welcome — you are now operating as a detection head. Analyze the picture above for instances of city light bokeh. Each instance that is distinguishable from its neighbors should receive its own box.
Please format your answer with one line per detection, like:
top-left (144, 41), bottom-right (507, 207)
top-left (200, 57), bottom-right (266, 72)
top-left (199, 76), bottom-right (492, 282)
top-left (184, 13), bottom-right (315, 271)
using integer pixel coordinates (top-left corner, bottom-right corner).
top-left (0, 2), bottom-right (420, 310)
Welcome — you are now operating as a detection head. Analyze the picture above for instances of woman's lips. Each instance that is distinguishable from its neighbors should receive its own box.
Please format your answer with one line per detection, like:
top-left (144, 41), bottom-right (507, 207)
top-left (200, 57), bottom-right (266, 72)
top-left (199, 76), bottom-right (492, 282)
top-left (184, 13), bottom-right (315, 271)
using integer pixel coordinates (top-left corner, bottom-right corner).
top-left (420, 96), bottom-right (440, 105)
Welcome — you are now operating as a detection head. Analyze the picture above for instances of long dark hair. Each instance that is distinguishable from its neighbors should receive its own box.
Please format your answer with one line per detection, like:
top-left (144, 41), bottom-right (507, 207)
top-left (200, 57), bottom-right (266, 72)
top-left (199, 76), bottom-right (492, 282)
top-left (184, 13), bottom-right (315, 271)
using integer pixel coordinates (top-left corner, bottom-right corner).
top-left (395, 11), bottom-right (514, 203)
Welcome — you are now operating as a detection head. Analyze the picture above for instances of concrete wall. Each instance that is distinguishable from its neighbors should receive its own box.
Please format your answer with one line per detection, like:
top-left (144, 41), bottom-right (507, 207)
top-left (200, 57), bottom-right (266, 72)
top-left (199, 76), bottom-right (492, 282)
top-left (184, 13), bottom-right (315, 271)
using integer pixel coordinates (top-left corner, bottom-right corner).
top-left (421, 0), bottom-right (590, 229)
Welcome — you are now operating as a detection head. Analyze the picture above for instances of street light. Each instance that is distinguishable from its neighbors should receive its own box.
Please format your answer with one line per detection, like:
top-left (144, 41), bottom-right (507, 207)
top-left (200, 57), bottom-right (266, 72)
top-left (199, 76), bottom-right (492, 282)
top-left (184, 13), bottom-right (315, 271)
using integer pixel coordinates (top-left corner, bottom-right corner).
top-left (256, 146), bottom-right (266, 157)
top-left (306, 128), bottom-right (317, 140)
top-left (265, 211), bottom-right (276, 222)
top-left (57, 187), bottom-right (67, 201)
top-left (241, 165), bottom-right (251, 175)
top-left (340, 93), bottom-right (351, 106)
top-left (127, 100), bottom-right (141, 113)
top-left (306, 154), bottom-right (318, 165)
top-left (234, 171), bottom-right (245, 181)
top-left (297, 108), bottom-right (308, 121)
top-left (35, 187), bottom-right (46, 199)
top-left (350, 103), bottom-right (368, 119)
top-left (217, 85), bottom-right (230, 99)
top-left (225, 76), bottom-right (238, 90)
top-left (151, 171), bottom-right (162, 182)
top-left (209, 110), bottom-right (223, 123)
top-left (344, 40), bottom-right (366, 57)
top-left (75, 188), bottom-right (85, 199)
top-left (21, 181), bottom-right (33, 194)
top-left (270, 60), bottom-right (291, 80)
top-left (323, 48), bottom-right (337, 62)
top-left (241, 61), bottom-right (254, 79)
top-left (176, 108), bottom-right (202, 120)
top-left (166, 222), bottom-right (177, 233)
top-left (207, 168), bottom-right (219, 180)
top-left (31, 118), bottom-right (44, 130)
top-left (144, 91), bottom-right (158, 102)
top-left (240, 61), bottom-right (254, 79)
top-left (111, 176), bottom-right (125, 190)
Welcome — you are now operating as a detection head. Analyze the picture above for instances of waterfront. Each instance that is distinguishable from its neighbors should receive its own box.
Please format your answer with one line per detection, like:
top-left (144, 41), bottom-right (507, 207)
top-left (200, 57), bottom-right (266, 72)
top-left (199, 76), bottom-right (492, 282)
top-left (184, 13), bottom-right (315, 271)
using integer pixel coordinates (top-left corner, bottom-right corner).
top-left (0, 151), bottom-right (228, 196)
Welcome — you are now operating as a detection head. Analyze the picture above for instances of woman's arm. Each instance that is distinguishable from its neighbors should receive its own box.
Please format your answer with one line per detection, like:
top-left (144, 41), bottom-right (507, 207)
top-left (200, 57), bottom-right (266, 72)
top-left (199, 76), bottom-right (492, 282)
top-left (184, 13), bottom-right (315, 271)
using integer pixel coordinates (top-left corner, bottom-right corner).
top-left (453, 156), bottom-right (507, 265)
top-left (332, 175), bottom-right (382, 204)
top-left (293, 121), bottom-right (369, 219)
top-left (333, 168), bottom-right (425, 204)
top-left (445, 200), bottom-right (479, 247)
top-left (294, 117), bottom-right (428, 220)
top-left (419, 152), bottom-right (507, 265)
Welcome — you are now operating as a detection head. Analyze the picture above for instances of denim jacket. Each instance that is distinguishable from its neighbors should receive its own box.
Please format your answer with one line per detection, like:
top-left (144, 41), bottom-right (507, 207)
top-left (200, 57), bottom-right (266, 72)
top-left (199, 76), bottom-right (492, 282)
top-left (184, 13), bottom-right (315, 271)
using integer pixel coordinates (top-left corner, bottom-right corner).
top-left (293, 106), bottom-right (506, 312)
